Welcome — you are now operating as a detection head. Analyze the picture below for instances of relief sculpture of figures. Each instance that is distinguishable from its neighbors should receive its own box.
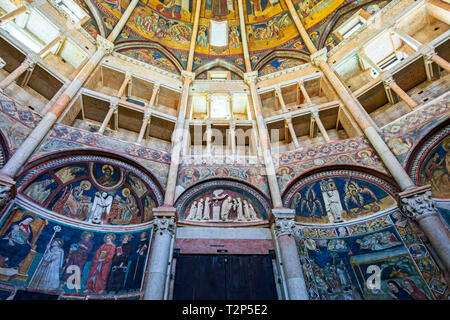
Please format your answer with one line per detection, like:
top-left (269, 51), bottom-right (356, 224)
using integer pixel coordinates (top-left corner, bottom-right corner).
top-left (183, 190), bottom-right (261, 223)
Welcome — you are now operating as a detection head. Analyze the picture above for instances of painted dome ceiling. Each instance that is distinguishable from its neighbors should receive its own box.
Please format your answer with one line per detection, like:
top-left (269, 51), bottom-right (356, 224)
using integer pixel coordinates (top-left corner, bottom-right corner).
top-left (78, 0), bottom-right (392, 77)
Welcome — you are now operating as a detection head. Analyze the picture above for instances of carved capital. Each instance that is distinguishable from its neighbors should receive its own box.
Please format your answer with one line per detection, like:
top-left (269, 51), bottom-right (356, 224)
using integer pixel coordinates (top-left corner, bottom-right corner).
top-left (272, 208), bottom-right (297, 237)
top-left (24, 54), bottom-right (38, 68)
top-left (96, 36), bottom-right (114, 55)
top-left (310, 107), bottom-right (319, 118)
top-left (310, 48), bottom-right (328, 67)
top-left (109, 98), bottom-right (119, 110)
top-left (181, 71), bottom-right (195, 84)
top-left (399, 185), bottom-right (438, 220)
top-left (383, 76), bottom-right (395, 89)
top-left (243, 71), bottom-right (258, 85)
top-left (152, 207), bottom-right (177, 237)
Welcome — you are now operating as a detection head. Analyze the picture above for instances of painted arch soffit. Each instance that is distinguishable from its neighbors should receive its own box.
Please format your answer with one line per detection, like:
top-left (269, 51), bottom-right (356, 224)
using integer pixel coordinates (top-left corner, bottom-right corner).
top-left (16, 154), bottom-right (164, 227)
top-left (283, 169), bottom-right (399, 225)
top-left (175, 179), bottom-right (272, 227)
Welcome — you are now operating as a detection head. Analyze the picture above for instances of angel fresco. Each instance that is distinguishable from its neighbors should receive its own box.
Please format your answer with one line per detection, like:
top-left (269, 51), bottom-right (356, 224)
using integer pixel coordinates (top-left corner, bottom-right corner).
top-left (300, 185), bottom-right (324, 221)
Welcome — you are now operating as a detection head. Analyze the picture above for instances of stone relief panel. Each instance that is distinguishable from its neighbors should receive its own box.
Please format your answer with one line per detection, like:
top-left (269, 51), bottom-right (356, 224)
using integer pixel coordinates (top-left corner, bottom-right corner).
top-left (295, 211), bottom-right (449, 300)
top-left (284, 170), bottom-right (398, 224)
top-left (175, 180), bottom-right (271, 226)
top-left (18, 156), bottom-right (162, 226)
top-left (0, 203), bottom-right (152, 299)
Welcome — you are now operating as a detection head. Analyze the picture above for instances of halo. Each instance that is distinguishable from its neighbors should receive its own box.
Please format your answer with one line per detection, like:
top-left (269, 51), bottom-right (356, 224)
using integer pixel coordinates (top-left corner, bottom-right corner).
top-left (122, 188), bottom-right (131, 197)
top-left (80, 180), bottom-right (92, 190)
top-left (102, 164), bottom-right (114, 174)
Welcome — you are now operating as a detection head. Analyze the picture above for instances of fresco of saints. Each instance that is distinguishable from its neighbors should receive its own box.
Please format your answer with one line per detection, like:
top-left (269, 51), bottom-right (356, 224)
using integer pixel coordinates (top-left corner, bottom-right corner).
top-left (61, 231), bottom-right (94, 290)
top-left (0, 215), bottom-right (34, 269)
top-left (28, 238), bottom-right (65, 292)
top-left (157, 0), bottom-right (188, 20)
top-left (206, 0), bottom-right (232, 19)
top-left (23, 178), bottom-right (54, 204)
top-left (197, 26), bottom-right (208, 47)
top-left (229, 26), bottom-right (240, 48)
top-left (125, 231), bottom-right (149, 291)
top-left (84, 234), bottom-right (116, 294)
top-left (106, 234), bottom-right (132, 293)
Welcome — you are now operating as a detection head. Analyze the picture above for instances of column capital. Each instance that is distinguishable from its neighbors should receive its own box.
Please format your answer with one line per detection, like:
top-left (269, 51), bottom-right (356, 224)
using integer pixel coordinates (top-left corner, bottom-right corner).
top-left (153, 82), bottom-right (161, 91)
top-left (310, 107), bottom-right (319, 117)
top-left (399, 185), bottom-right (438, 221)
top-left (24, 54), bottom-right (39, 68)
top-left (152, 206), bottom-right (177, 236)
top-left (244, 71), bottom-right (258, 85)
top-left (383, 76), bottom-right (395, 88)
top-left (96, 35), bottom-right (114, 55)
top-left (272, 208), bottom-right (297, 237)
top-left (144, 109), bottom-right (152, 119)
top-left (0, 174), bottom-right (16, 210)
top-left (418, 44), bottom-right (436, 60)
top-left (124, 72), bottom-right (132, 81)
top-left (181, 70), bottom-right (195, 84)
top-left (310, 48), bottom-right (328, 67)
top-left (109, 97), bottom-right (119, 109)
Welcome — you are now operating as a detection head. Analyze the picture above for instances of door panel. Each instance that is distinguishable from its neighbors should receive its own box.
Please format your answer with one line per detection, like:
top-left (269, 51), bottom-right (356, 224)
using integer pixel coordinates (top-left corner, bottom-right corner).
top-left (173, 254), bottom-right (277, 300)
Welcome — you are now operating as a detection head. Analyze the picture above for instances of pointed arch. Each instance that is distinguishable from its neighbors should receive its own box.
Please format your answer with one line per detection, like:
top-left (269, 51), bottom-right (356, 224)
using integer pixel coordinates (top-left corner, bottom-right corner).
top-left (115, 41), bottom-right (184, 74)
top-left (193, 59), bottom-right (245, 79)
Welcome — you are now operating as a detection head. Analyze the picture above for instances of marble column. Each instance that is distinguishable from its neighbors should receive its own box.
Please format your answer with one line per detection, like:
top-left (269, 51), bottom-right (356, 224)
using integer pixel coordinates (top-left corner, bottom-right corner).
top-left (137, 83), bottom-right (159, 144)
top-left (311, 108), bottom-right (330, 142)
top-left (98, 99), bottom-right (119, 134)
top-left (186, 0), bottom-right (202, 72)
top-left (245, 72), bottom-right (283, 208)
top-left (163, 71), bottom-right (194, 207)
top-left (106, 0), bottom-right (140, 42)
top-left (285, 116), bottom-right (300, 149)
top-left (298, 81), bottom-right (312, 105)
top-left (0, 55), bottom-right (37, 90)
top-left (272, 209), bottom-right (309, 300)
top-left (400, 186), bottom-right (450, 272)
top-left (144, 210), bottom-right (176, 300)
top-left (0, 5), bottom-right (28, 25)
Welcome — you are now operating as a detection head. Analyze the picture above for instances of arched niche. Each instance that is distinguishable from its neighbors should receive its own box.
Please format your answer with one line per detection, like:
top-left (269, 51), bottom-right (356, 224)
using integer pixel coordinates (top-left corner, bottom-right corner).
top-left (405, 125), bottom-right (450, 225)
top-left (175, 178), bottom-right (272, 227)
top-left (282, 167), bottom-right (399, 225)
top-left (16, 151), bottom-right (164, 226)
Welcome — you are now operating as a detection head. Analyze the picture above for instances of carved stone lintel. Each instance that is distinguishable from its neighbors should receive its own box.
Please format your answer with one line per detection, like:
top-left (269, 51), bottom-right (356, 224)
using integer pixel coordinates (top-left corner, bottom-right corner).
top-left (272, 208), bottom-right (297, 237)
top-left (310, 48), bottom-right (328, 67)
top-left (399, 185), bottom-right (438, 221)
top-left (96, 35), bottom-right (114, 55)
top-left (244, 71), bottom-right (258, 85)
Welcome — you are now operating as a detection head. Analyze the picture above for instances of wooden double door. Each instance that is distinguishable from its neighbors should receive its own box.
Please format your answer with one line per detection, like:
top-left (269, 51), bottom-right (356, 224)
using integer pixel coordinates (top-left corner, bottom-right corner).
top-left (173, 254), bottom-right (278, 300)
